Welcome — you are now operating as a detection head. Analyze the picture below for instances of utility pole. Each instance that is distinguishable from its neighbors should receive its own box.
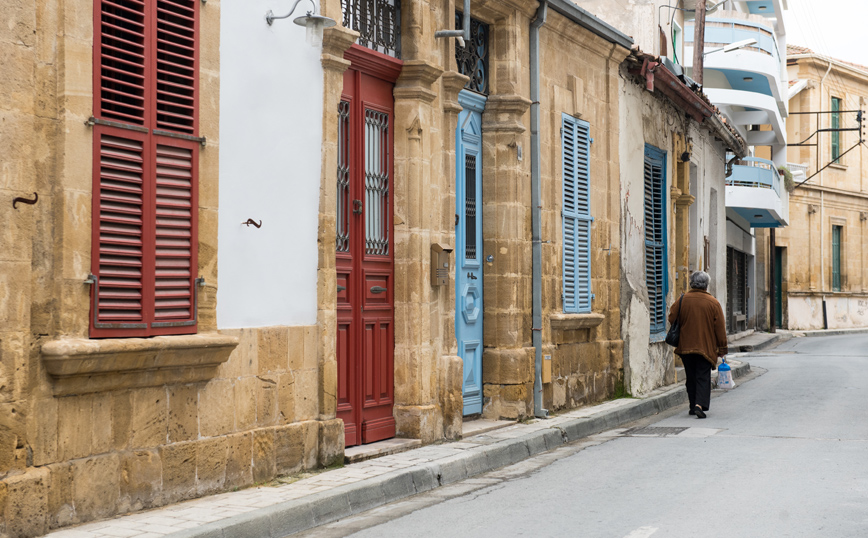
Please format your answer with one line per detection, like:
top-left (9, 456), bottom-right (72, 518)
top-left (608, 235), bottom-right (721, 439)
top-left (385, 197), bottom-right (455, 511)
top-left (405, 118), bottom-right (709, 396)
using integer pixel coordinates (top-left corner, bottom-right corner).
top-left (692, 0), bottom-right (707, 86)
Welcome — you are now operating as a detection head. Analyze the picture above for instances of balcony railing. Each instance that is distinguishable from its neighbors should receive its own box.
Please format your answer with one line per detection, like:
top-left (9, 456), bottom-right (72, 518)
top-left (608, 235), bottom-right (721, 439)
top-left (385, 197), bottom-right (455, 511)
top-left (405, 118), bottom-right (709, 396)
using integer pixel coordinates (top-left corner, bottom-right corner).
top-left (727, 156), bottom-right (781, 195)
top-left (687, 17), bottom-right (781, 65)
top-left (787, 162), bottom-right (808, 178)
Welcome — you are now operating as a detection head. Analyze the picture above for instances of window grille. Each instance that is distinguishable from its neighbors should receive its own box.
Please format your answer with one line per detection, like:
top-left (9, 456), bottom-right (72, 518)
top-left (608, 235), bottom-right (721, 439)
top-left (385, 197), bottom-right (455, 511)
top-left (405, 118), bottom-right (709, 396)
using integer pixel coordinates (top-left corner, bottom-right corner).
top-left (337, 101), bottom-right (350, 253)
top-left (364, 109), bottom-right (390, 256)
top-left (342, 0), bottom-right (401, 58)
top-left (562, 115), bottom-right (592, 313)
top-left (455, 12), bottom-right (489, 95)
top-left (644, 145), bottom-right (666, 334)
top-left (464, 154), bottom-right (477, 260)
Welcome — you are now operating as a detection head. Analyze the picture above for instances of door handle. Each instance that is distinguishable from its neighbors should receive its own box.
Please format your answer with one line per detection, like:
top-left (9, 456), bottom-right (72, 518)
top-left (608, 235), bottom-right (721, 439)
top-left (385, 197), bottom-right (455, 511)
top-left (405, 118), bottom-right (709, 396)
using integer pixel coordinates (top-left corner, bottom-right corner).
top-left (337, 285), bottom-right (346, 292)
top-left (353, 199), bottom-right (363, 215)
top-left (467, 272), bottom-right (477, 280)
top-left (371, 286), bottom-right (387, 294)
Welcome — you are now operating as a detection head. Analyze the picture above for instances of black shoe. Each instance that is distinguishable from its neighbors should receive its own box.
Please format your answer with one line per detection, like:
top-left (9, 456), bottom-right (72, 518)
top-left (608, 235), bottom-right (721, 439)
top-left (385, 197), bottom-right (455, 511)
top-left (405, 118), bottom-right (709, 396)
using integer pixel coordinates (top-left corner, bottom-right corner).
top-left (689, 408), bottom-right (696, 416)
top-left (694, 406), bottom-right (706, 419)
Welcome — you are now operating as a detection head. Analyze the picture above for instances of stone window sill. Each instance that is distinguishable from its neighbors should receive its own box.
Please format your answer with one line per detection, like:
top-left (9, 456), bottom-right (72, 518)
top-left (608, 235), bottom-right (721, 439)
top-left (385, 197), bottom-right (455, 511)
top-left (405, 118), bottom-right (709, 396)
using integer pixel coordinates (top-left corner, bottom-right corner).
top-left (829, 162), bottom-right (847, 171)
top-left (41, 333), bottom-right (239, 396)
top-left (550, 313), bottom-right (605, 331)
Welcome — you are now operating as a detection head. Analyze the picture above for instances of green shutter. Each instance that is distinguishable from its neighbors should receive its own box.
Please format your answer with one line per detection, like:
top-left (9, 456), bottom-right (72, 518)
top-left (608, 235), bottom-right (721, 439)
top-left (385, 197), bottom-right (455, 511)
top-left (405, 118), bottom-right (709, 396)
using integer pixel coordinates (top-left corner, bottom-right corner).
top-left (831, 97), bottom-right (841, 163)
top-left (832, 225), bottom-right (842, 291)
top-left (562, 114), bottom-right (592, 313)
top-left (644, 145), bottom-right (667, 334)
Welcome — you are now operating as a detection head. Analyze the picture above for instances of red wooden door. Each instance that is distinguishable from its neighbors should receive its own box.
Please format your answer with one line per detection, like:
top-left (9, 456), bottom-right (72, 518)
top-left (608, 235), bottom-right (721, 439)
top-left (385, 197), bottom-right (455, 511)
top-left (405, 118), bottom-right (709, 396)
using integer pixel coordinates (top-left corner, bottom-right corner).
top-left (337, 47), bottom-right (400, 447)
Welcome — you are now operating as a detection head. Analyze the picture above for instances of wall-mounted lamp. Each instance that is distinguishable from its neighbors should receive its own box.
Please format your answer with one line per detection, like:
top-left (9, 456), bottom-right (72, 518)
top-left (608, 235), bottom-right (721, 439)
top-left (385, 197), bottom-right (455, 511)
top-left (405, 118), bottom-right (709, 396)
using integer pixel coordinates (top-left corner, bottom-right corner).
top-left (266, 0), bottom-right (336, 45)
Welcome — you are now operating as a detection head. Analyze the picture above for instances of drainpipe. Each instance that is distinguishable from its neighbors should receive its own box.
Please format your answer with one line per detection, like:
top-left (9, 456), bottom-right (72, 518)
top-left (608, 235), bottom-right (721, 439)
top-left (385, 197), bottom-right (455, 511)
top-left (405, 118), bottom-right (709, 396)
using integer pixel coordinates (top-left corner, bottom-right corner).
top-left (530, 1), bottom-right (548, 418)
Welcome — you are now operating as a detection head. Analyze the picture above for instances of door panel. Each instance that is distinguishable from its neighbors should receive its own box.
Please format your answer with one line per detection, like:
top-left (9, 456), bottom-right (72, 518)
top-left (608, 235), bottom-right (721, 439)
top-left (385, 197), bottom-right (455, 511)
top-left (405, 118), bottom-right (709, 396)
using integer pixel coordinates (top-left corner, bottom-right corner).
top-left (336, 59), bottom-right (396, 447)
top-left (456, 90), bottom-right (486, 416)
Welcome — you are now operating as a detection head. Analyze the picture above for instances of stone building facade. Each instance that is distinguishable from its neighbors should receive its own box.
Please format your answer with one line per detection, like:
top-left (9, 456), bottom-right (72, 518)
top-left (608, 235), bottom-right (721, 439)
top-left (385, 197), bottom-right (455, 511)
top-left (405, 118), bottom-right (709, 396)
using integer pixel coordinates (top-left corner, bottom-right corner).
top-left (578, 0), bottom-right (748, 395)
top-left (618, 52), bottom-right (746, 395)
top-left (316, 0), bottom-right (634, 437)
top-left (1, 1), bottom-right (744, 536)
top-left (0, 1), bottom-right (343, 536)
top-left (777, 46), bottom-right (868, 329)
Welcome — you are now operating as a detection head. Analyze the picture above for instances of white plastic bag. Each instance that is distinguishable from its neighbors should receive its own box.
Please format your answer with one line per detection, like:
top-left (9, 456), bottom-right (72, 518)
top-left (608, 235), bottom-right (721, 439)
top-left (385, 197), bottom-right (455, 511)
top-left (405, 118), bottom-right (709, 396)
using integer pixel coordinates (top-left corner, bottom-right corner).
top-left (717, 359), bottom-right (736, 390)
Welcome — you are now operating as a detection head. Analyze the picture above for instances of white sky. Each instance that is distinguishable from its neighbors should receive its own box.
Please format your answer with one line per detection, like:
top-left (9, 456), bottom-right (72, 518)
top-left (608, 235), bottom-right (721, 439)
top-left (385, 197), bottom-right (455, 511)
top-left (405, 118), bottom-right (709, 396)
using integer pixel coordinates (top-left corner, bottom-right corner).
top-left (784, 0), bottom-right (868, 67)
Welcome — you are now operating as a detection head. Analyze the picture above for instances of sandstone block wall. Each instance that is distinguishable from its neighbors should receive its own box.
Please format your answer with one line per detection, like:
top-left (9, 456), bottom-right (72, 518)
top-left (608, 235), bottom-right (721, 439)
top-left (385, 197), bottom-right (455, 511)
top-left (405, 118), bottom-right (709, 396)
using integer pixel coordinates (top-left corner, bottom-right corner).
top-left (0, 2), bottom-right (343, 536)
top-left (777, 54), bottom-right (868, 329)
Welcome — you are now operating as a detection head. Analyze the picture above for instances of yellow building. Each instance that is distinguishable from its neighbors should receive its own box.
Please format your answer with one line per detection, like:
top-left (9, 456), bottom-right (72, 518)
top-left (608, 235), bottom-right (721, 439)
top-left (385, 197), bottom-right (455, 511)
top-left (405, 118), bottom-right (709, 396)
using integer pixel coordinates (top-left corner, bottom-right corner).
top-left (780, 45), bottom-right (868, 329)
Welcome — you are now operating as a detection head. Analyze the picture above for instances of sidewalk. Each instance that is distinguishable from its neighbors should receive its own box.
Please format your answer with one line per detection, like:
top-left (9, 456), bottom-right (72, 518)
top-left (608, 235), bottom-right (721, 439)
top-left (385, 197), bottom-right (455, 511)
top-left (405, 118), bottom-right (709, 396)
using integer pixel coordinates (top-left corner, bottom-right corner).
top-left (727, 330), bottom-right (789, 353)
top-left (47, 361), bottom-right (752, 538)
top-left (726, 326), bottom-right (868, 355)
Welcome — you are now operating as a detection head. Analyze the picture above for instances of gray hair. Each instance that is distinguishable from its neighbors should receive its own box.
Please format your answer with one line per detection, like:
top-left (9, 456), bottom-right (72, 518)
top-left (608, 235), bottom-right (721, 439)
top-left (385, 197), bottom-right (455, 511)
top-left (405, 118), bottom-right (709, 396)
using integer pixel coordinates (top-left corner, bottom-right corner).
top-left (689, 271), bottom-right (710, 290)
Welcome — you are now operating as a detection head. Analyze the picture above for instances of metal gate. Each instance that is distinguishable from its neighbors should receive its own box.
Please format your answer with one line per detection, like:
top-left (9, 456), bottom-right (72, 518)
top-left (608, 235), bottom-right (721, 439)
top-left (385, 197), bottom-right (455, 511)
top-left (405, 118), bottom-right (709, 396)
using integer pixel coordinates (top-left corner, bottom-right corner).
top-left (726, 247), bottom-right (748, 333)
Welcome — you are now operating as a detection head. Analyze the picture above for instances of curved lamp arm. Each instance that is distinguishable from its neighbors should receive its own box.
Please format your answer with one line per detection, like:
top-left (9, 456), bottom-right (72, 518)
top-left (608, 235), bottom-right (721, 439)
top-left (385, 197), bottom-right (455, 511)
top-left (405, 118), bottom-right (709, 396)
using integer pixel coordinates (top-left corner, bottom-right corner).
top-left (266, 0), bottom-right (317, 25)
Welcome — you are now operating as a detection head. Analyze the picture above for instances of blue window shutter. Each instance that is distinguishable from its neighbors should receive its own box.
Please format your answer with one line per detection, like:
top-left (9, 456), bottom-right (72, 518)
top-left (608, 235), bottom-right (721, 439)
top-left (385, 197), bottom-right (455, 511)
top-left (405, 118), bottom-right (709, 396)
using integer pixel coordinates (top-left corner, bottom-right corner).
top-left (644, 145), bottom-right (667, 333)
top-left (562, 114), bottom-right (592, 313)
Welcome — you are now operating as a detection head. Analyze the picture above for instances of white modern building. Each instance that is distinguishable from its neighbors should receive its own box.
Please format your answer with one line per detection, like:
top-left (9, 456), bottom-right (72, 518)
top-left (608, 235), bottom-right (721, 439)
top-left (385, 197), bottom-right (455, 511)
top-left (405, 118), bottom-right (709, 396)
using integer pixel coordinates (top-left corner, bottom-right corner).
top-left (685, 0), bottom-right (790, 333)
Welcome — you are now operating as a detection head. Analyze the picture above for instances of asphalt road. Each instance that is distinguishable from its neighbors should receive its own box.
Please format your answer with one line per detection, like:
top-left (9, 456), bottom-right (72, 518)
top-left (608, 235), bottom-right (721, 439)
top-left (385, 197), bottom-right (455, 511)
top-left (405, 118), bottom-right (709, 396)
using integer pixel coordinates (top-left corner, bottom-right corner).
top-left (298, 334), bottom-right (868, 538)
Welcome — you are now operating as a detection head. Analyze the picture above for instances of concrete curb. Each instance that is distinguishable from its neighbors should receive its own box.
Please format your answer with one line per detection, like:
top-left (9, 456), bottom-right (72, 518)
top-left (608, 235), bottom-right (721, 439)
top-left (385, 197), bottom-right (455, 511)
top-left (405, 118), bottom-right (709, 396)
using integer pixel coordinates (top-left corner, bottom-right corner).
top-left (789, 328), bottom-right (868, 338)
top-left (165, 360), bottom-right (751, 538)
top-left (731, 333), bottom-right (790, 353)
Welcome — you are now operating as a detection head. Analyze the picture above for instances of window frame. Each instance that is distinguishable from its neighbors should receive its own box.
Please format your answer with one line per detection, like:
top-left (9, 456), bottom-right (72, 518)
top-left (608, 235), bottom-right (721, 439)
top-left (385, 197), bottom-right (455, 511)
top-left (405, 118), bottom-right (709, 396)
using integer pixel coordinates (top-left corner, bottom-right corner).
top-left (561, 114), bottom-right (593, 314)
top-left (644, 144), bottom-right (668, 338)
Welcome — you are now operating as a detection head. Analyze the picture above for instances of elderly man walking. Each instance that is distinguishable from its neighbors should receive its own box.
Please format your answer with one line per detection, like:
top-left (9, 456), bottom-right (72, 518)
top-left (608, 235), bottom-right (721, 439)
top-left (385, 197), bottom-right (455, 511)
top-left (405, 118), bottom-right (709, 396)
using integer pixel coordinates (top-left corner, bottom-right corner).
top-left (668, 271), bottom-right (728, 418)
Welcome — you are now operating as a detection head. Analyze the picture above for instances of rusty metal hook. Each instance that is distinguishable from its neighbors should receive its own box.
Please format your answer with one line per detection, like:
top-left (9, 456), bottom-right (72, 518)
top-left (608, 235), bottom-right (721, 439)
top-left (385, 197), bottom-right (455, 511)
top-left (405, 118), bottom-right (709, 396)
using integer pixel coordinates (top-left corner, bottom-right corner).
top-left (242, 218), bottom-right (262, 228)
top-left (12, 192), bottom-right (38, 209)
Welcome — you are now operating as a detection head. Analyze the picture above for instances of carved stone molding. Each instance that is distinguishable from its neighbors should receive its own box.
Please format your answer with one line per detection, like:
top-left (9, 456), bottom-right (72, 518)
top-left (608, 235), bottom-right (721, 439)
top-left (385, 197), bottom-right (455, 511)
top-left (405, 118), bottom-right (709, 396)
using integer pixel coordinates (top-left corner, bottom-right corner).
top-left (441, 71), bottom-right (471, 113)
top-left (676, 194), bottom-right (696, 207)
top-left (482, 93), bottom-right (532, 133)
top-left (41, 333), bottom-right (239, 396)
top-left (394, 60), bottom-right (444, 104)
top-left (550, 313), bottom-right (605, 331)
top-left (322, 25), bottom-right (358, 73)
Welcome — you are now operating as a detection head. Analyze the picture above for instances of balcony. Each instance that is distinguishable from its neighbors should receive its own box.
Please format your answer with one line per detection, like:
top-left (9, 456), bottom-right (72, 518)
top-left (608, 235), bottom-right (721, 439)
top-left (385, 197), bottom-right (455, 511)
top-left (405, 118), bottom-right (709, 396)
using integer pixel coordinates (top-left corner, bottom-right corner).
top-left (685, 15), bottom-right (786, 146)
top-left (726, 157), bottom-right (789, 228)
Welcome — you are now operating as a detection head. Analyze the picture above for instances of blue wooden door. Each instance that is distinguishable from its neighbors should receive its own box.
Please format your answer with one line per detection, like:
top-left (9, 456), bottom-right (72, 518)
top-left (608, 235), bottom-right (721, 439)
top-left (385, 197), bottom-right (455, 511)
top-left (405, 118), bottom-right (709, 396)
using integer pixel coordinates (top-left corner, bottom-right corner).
top-left (456, 90), bottom-right (485, 416)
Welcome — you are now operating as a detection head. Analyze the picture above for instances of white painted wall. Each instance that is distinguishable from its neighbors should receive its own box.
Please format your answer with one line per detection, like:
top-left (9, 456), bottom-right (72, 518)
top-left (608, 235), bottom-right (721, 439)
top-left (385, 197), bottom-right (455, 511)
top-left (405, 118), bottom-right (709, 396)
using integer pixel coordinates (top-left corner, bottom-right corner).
top-left (789, 296), bottom-right (868, 330)
top-left (619, 73), bottom-right (731, 396)
top-left (619, 75), bottom-right (674, 396)
top-left (217, 0), bottom-right (325, 328)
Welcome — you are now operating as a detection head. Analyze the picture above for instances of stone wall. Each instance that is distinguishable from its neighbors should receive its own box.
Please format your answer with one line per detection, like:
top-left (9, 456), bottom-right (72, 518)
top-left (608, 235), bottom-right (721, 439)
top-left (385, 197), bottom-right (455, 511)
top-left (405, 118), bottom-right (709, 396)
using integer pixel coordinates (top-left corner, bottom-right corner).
top-left (619, 63), bottom-right (731, 395)
top-left (0, 2), bottom-right (342, 536)
top-left (537, 13), bottom-right (628, 412)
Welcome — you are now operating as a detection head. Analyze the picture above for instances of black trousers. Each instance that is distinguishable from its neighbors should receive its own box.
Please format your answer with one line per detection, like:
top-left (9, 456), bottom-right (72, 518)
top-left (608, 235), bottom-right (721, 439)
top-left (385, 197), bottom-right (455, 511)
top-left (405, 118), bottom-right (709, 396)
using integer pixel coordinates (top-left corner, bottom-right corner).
top-left (681, 354), bottom-right (712, 411)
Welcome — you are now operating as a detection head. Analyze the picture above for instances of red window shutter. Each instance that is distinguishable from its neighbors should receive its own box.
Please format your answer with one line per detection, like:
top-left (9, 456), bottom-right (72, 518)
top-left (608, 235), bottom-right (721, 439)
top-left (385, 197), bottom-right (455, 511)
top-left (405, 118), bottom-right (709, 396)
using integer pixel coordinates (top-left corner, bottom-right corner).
top-left (152, 140), bottom-right (198, 327)
top-left (92, 127), bottom-right (149, 334)
top-left (97, 0), bottom-right (149, 126)
top-left (155, 0), bottom-right (198, 134)
top-left (91, 0), bottom-right (199, 337)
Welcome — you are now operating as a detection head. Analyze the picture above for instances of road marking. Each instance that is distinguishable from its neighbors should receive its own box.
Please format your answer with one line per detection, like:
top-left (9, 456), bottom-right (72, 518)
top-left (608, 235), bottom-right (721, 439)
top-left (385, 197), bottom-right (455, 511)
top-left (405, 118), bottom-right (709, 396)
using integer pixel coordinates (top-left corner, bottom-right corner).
top-left (624, 526), bottom-right (658, 538)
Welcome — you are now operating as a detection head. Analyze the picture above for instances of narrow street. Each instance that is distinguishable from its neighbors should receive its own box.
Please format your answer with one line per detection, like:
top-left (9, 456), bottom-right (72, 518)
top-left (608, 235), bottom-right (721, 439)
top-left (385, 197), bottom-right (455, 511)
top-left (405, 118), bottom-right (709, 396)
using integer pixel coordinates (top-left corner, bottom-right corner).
top-left (299, 334), bottom-right (868, 538)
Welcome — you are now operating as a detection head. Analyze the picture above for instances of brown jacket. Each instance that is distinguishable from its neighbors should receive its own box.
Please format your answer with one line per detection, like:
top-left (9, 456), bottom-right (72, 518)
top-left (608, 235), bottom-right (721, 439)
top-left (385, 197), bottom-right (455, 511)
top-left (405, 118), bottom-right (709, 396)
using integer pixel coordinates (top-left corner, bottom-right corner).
top-left (668, 289), bottom-right (727, 367)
